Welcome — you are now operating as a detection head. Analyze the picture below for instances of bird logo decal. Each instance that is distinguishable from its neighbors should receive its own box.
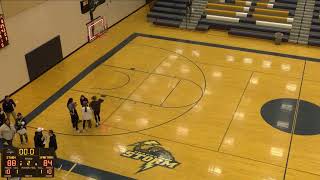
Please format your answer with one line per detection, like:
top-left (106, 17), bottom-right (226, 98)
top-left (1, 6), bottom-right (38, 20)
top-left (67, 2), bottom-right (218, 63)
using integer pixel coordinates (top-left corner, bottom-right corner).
top-left (121, 140), bottom-right (180, 173)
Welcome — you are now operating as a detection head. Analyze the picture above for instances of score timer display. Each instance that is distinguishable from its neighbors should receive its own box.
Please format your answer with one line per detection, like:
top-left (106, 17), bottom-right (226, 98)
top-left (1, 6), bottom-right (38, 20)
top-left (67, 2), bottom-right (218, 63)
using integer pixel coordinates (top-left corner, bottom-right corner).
top-left (1, 148), bottom-right (54, 178)
top-left (0, 15), bottom-right (9, 48)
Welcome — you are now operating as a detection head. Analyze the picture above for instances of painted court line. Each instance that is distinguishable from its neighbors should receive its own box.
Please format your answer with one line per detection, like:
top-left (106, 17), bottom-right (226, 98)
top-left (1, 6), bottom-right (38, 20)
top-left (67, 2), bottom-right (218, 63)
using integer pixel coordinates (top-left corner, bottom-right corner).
top-left (64, 163), bottom-right (77, 177)
top-left (137, 33), bottom-right (320, 62)
top-left (55, 159), bottom-right (133, 180)
top-left (23, 33), bottom-right (320, 179)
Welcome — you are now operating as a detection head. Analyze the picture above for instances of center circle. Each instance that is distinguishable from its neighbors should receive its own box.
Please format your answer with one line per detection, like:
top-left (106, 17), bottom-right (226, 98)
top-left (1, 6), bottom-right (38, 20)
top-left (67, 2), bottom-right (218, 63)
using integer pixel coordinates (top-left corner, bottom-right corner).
top-left (261, 98), bottom-right (320, 135)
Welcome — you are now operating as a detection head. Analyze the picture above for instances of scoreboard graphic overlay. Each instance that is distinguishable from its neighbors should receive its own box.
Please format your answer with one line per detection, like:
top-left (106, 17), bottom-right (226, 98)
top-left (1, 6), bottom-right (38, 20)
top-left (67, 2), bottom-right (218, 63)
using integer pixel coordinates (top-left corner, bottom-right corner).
top-left (0, 15), bottom-right (9, 48)
top-left (1, 148), bottom-right (54, 178)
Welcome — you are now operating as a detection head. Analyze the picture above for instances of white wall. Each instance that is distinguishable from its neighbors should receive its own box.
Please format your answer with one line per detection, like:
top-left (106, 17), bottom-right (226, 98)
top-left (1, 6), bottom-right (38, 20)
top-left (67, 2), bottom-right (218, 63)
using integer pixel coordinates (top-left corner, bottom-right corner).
top-left (0, 0), bottom-right (47, 18)
top-left (0, 0), bottom-right (145, 99)
top-left (95, 0), bottom-right (146, 28)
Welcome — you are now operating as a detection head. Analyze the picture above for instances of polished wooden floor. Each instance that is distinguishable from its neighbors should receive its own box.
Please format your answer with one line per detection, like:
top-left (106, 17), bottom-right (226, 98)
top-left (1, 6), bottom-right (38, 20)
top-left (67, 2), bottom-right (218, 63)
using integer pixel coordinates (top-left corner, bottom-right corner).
top-left (6, 4), bottom-right (320, 180)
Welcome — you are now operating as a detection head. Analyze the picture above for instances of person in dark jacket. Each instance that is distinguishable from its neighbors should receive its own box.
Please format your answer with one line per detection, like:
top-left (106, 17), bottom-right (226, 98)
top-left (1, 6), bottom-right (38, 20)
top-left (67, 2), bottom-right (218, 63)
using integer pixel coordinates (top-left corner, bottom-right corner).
top-left (15, 113), bottom-right (28, 144)
top-left (67, 98), bottom-right (80, 132)
top-left (48, 130), bottom-right (57, 159)
top-left (89, 96), bottom-right (104, 127)
top-left (2, 96), bottom-right (16, 121)
top-left (34, 128), bottom-right (45, 148)
top-left (0, 108), bottom-right (6, 126)
top-left (80, 95), bottom-right (88, 107)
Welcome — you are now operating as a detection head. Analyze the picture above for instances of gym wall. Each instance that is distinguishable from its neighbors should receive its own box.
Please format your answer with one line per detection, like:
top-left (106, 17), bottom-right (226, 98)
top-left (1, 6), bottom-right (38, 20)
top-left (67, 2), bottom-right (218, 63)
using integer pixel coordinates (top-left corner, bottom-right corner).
top-left (95, 0), bottom-right (146, 28)
top-left (0, 0), bottom-right (146, 99)
top-left (0, 0), bottom-right (47, 18)
top-left (0, 1), bottom-right (3, 14)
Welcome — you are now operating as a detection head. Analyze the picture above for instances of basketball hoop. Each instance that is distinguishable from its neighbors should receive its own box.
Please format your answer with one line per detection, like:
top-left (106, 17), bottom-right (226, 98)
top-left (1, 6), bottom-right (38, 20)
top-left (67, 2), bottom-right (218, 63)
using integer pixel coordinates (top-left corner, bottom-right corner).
top-left (86, 16), bottom-right (107, 42)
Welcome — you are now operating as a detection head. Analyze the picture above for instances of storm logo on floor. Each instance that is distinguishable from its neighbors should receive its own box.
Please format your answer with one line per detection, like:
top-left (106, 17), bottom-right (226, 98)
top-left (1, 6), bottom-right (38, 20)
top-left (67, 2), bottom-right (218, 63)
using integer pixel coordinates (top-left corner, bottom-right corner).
top-left (121, 140), bottom-right (180, 173)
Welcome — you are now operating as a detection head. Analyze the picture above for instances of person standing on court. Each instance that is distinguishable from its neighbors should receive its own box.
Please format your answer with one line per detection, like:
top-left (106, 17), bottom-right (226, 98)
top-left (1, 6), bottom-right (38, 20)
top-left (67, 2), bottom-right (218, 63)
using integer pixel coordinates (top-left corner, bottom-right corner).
top-left (34, 128), bottom-right (45, 148)
top-left (2, 96), bottom-right (17, 121)
top-left (0, 108), bottom-right (6, 126)
top-left (89, 96), bottom-right (104, 127)
top-left (80, 95), bottom-right (89, 107)
top-left (0, 118), bottom-right (16, 147)
top-left (67, 98), bottom-right (80, 133)
top-left (48, 130), bottom-right (57, 159)
top-left (15, 113), bottom-right (28, 145)
top-left (82, 104), bottom-right (93, 130)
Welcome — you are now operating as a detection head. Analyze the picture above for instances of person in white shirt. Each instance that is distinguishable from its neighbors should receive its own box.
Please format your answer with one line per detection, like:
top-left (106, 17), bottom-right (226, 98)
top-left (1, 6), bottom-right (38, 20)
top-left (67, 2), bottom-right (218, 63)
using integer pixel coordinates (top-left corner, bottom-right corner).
top-left (82, 104), bottom-right (93, 130)
top-left (0, 118), bottom-right (16, 147)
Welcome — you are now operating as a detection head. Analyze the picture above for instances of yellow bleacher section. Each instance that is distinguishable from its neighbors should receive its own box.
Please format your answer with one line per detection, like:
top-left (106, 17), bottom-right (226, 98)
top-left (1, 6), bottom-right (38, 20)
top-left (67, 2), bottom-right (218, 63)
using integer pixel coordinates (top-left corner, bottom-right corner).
top-left (205, 0), bottom-right (293, 25)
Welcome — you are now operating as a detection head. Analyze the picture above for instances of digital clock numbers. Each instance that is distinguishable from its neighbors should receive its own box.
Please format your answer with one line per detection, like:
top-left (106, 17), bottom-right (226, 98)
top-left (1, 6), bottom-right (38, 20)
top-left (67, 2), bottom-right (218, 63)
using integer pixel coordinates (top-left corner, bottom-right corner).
top-left (1, 148), bottom-right (54, 178)
top-left (0, 15), bottom-right (9, 48)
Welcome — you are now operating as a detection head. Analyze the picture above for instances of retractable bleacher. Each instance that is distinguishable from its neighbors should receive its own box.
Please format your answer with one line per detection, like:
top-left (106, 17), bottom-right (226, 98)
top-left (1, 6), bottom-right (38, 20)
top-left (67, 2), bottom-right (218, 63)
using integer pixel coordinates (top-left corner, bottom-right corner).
top-left (147, 0), bottom-right (320, 46)
top-left (308, 0), bottom-right (320, 46)
top-left (148, 0), bottom-right (189, 27)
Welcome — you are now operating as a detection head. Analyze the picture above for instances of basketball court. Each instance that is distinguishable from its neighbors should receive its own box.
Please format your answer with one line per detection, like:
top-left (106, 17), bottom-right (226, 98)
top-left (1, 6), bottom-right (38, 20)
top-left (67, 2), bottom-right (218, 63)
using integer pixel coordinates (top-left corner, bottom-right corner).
top-left (3, 2), bottom-right (320, 180)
